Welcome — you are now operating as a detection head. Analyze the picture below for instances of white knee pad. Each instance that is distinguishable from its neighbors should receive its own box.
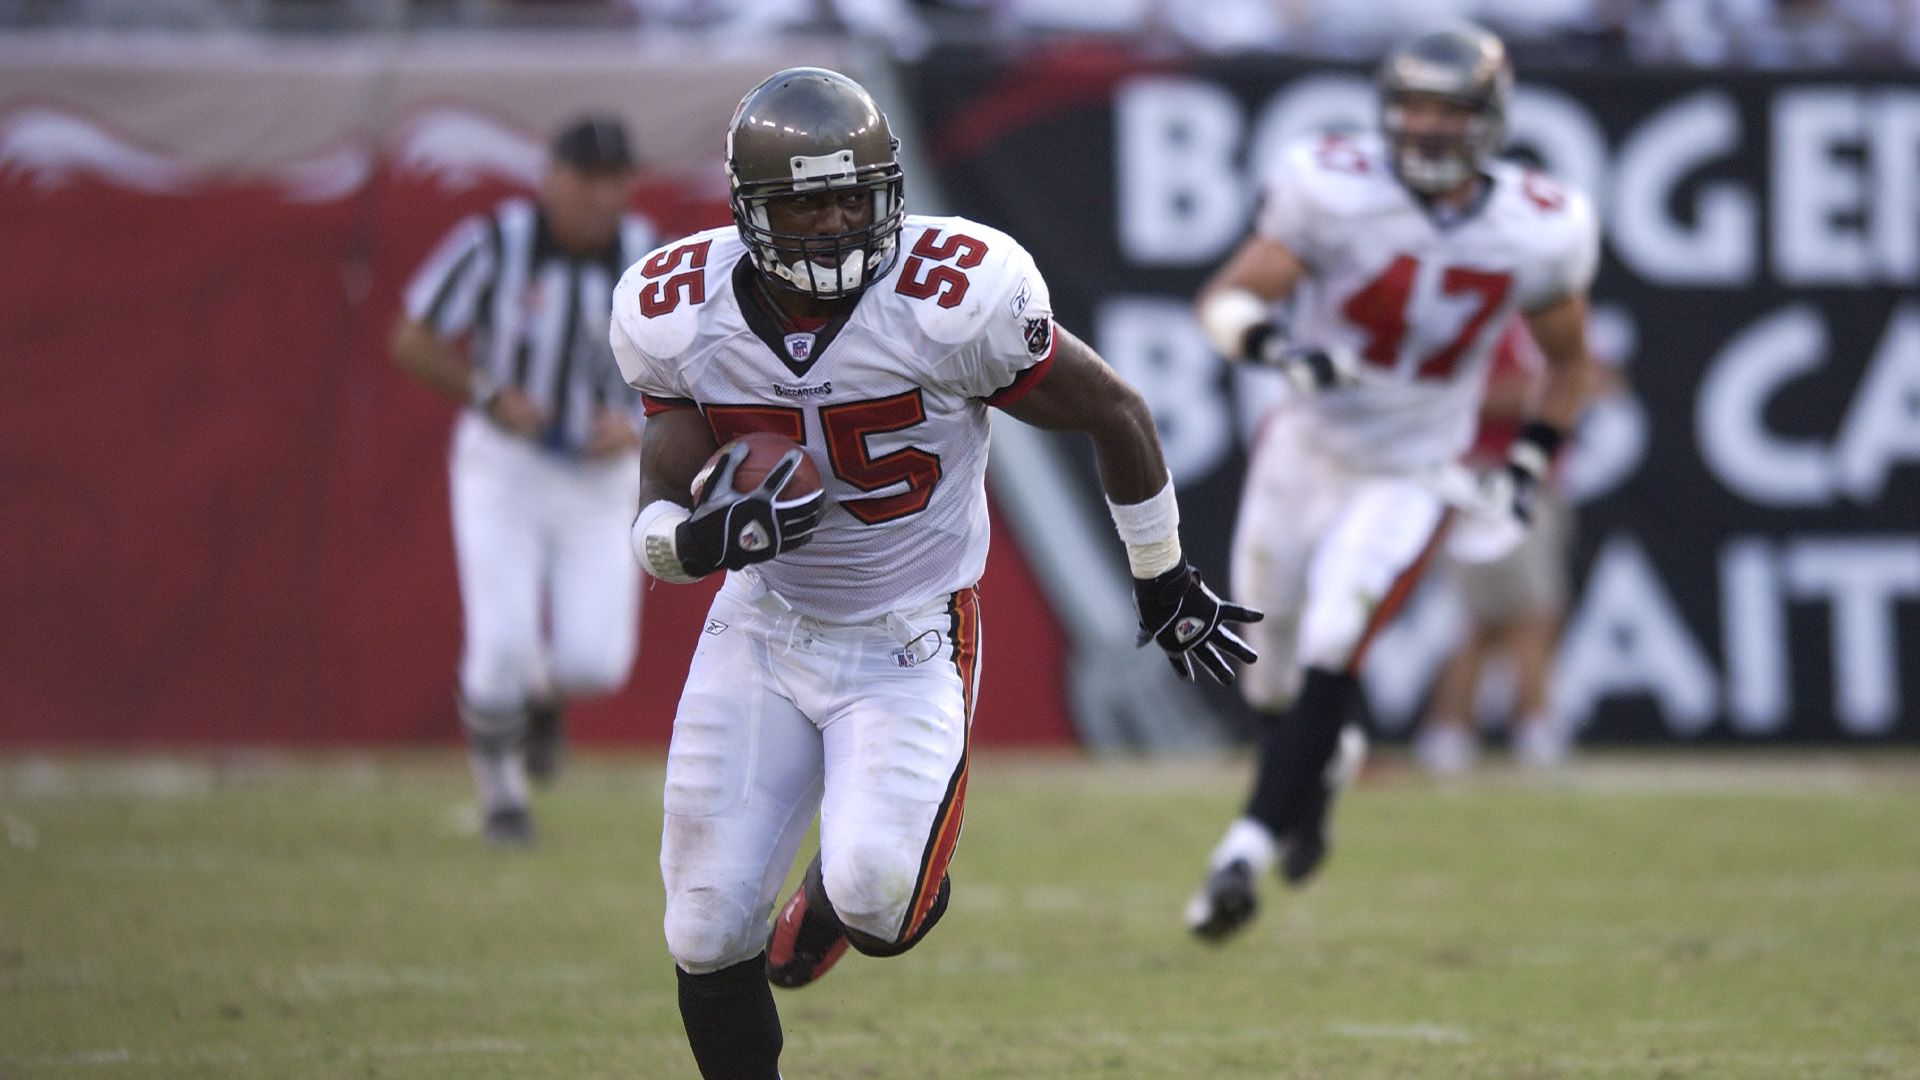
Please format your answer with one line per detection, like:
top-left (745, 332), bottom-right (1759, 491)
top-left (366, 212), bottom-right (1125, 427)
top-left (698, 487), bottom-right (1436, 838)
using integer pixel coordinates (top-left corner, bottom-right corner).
top-left (1298, 596), bottom-right (1369, 674)
top-left (549, 647), bottom-right (631, 700)
top-left (822, 843), bottom-right (921, 943)
top-left (663, 885), bottom-right (765, 975)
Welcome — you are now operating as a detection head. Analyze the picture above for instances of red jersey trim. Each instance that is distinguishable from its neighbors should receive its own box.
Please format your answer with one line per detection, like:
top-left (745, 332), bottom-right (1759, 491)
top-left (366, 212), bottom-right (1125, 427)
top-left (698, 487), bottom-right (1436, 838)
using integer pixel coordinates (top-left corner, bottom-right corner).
top-left (641, 393), bottom-right (698, 416)
top-left (983, 339), bottom-right (1057, 408)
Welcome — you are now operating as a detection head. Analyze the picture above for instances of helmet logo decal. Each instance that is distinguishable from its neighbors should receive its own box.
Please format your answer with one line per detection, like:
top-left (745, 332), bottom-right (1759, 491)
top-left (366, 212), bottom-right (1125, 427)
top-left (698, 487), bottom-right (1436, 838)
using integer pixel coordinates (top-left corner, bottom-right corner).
top-left (789, 150), bottom-right (856, 182)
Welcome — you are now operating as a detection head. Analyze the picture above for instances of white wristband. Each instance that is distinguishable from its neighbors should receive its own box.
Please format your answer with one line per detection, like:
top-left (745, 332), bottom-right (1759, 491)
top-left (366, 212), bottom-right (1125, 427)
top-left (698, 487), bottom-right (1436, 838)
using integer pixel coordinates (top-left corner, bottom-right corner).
top-left (1106, 476), bottom-right (1183, 579)
top-left (1198, 287), bottom-right (1268, 360)
top-left (631, 499), bottom-right (698, 583)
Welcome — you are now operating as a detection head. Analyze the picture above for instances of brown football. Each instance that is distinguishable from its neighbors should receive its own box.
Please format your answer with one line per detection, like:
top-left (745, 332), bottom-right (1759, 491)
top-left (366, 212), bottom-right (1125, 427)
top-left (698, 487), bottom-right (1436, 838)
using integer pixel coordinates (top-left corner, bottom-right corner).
top-left (695, 430), bottom-right (822, 499)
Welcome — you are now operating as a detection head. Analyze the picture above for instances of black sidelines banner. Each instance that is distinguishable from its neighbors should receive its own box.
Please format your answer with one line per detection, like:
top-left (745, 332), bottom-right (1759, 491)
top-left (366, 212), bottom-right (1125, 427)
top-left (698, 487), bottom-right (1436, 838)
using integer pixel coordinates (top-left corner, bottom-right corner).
top-left (905, 46), bottom-right (1920, 743)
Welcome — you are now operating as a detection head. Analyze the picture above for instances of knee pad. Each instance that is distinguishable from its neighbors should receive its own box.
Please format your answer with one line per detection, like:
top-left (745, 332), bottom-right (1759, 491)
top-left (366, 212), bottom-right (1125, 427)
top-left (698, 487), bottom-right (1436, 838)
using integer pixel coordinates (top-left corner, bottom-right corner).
top-left (821, 842), bottom-right (922, 945)
top-left (549, 651), bottom-right (630, 700)
top-left (664, 886), bottom-right (764, 975)
top-left (845, 874), bottom-right (949, 958)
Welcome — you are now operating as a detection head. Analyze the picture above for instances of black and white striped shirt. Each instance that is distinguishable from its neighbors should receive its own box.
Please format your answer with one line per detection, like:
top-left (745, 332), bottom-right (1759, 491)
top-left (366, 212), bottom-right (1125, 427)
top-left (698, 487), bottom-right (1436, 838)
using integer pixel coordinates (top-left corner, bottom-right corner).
top-left (404, 198), bottom-right (657, 455)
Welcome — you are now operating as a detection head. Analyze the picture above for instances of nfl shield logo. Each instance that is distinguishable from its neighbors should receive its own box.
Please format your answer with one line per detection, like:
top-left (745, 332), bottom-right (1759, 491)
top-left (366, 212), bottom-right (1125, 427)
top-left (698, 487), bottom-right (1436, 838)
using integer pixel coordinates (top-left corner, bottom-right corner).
top-left (784, 333), bottom-right (815, 362)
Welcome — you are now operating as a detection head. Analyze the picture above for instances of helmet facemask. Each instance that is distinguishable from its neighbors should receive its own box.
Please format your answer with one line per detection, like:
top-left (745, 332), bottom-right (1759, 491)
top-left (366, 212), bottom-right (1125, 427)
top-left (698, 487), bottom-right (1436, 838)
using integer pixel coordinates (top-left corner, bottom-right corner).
top-left (731, 150), bottom-right (905, 300)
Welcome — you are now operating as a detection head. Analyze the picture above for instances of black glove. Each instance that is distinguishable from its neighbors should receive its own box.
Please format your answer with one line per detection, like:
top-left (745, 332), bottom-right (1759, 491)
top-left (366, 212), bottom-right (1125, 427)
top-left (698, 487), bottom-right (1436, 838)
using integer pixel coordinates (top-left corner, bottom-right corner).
top-left (1500, 421), bottom-right (1566, 525)
top-left (1245, 324), bottom-right (1359, 394)
top-left (675, 443), bottom-right (825, 578)
top-left (1132, 562), bottom-right (1264, 685)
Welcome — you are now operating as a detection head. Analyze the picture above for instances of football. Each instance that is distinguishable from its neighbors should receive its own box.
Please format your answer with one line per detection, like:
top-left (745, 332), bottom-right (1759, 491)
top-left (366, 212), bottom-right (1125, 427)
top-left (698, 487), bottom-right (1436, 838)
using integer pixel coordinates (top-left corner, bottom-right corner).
top-left (695, 430), bottom-right (822, 500)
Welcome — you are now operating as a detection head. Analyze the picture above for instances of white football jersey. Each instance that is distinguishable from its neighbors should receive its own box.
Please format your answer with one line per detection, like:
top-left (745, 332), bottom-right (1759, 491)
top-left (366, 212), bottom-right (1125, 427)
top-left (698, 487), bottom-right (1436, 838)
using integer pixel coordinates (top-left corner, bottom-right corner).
top-left (1259, 132), bottom-right (1599, 471)
top-left (611, 215), bottom-right (1056, 622)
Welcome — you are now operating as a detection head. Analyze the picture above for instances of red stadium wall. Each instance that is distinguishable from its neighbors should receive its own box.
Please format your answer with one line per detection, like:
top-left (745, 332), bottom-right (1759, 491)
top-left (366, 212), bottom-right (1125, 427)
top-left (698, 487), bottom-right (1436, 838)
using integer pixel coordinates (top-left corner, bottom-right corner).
top-left (0, 126), bottom-right (1075, 748)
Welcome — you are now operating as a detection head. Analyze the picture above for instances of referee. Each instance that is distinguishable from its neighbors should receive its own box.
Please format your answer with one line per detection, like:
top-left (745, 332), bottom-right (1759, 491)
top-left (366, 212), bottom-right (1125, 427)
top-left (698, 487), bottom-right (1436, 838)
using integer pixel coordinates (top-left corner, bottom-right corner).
top-left (392, 114), bottom-right (657, 847)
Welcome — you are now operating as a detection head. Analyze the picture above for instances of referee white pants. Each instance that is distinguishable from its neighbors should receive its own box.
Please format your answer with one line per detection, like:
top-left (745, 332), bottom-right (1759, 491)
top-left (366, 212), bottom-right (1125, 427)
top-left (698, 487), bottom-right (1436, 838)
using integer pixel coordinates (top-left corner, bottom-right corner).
top-left (450, 412), bottom-right (641, 714)
top-left (660, 572), bottom-right (979, 974)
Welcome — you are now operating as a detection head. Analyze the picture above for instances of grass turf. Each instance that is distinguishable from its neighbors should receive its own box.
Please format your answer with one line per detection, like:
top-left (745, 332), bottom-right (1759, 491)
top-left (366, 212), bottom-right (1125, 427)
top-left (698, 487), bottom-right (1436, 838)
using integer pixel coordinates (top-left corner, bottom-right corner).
top-left (2, 750), bottom-right (1917, 1079)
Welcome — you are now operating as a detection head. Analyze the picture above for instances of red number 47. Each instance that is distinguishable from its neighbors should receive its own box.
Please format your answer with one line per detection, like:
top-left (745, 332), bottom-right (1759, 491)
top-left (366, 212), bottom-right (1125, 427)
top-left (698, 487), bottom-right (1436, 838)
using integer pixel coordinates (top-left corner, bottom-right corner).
top-left (1342, 254), bottom-right (1511, 380)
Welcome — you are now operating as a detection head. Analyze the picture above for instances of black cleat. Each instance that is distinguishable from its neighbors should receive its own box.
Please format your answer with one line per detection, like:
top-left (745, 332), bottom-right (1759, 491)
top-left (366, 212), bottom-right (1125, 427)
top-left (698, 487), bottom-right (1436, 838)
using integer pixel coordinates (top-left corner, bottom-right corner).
top-left (525, 702), bottom-right (565, 784)
top-left (1185, 858), bottom-right (1259, 943)
top-left (1279, 828), bottom-right (1327, 886)
top-left (766, 856), bottom-right (848, 989)
top-left (482, 805), bottom-right (536, 848)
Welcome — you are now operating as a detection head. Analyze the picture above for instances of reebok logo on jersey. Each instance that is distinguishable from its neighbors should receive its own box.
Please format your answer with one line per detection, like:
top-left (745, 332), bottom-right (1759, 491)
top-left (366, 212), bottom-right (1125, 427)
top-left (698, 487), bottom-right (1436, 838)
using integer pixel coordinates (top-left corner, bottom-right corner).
top-left (705, 620), bottom-right (729, 635)
top-left (1174, 615), bottom-right (1207, 644)
top-left (774, 381), bottom-right (833, 399)
top-left (1008, 279), bottom-right (1033, 318)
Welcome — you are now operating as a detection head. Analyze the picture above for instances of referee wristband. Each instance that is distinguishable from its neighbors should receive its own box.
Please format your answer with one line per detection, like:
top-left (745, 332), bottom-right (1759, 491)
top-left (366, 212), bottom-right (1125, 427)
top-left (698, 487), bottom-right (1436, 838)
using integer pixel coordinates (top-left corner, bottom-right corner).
top-left (632, 499), bottom-right (698, 583)
top-left (1106, 476), bottom-right (1183, 579)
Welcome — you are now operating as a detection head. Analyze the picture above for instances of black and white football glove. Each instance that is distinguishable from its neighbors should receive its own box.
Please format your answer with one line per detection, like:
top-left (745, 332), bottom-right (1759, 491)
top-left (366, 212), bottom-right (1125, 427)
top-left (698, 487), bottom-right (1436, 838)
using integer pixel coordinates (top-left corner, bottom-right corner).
top-left (1246, 324), bottom-right (1360, 395)
top-left (1133, 562), bottom-right (1264, 685)
top-left (1481, 420), bottom-right (1566, 526)
top-left (675, 443), bottom-right (824, 579)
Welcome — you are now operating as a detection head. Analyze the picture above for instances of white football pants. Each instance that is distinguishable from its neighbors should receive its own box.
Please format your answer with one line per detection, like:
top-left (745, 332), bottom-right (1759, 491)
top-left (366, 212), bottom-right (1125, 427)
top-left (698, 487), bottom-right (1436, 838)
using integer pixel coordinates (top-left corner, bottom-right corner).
top-left (660, 571), bottom-right (978, 975)
top-left (450, 412), bottom-right (641, 714)
top-left (1231, 410), bottom-right (1451, 712)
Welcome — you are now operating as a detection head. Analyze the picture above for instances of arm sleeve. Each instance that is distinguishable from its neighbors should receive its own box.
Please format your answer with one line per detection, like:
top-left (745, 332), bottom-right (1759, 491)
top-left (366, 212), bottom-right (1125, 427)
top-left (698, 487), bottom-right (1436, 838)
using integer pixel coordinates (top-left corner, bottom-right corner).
top-left (1252, 148), bottom-right (1319, 265)
top-left (947, 237), bottom-right (1058, 406)
top-left (403, 214), bottom-right (498, 338)
top-left (609, 271), bottom-right (696, 412)
top-left (1520, 191), bottom-right (1601, 313)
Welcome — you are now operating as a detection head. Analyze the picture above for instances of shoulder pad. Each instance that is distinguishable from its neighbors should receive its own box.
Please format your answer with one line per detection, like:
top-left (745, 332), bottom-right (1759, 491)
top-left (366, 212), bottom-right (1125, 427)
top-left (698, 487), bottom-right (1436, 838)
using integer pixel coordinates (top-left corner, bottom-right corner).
top-left (611, 226), bottom-right (739, 364)
top-left (887, 215), bottom-right (1042, 348)
top-left (1276, 133), bottom-right (1393, 207)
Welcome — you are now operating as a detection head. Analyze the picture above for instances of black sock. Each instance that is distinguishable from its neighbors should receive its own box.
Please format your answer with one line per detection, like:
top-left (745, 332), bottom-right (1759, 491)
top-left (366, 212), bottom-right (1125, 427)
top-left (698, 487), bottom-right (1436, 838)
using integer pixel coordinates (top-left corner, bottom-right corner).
top-left (677, 954), bottom-right (782, 1080)
top-left (1244, 667), bottom-right (1360, 837)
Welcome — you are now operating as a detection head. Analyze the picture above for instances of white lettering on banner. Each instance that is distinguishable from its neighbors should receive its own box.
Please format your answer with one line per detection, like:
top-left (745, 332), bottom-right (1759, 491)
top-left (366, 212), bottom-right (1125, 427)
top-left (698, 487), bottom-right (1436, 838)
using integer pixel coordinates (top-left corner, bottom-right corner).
top-left (1773, 89), bottom-right (1872, 285)
top-left (1697, 304), bottom-right (1831, 505)
top-left (1507, 85), bottom-right (1610, 211)
top-left (1095, 297), bottom-right (1232, 484)
top-left (1834, 304), bottom-right (1920, 502)
top-left (1872, 90), bottom-right (1920, 281)
top-left (1555, 533), bottom-right (1720, 735)
top-left (1611, 91), bottom-right (1755, 285)
top-left (1115, 78), bottom-right (1248, 264)
top-left (1720, 538), bottom-right (1788, 734)
top-left (1699, 303), bottom-right (1920, 506)
top-left (1772, 88), bottom-right (1920, 285)
top-left (1783, 538), bottom-right (1920, 735)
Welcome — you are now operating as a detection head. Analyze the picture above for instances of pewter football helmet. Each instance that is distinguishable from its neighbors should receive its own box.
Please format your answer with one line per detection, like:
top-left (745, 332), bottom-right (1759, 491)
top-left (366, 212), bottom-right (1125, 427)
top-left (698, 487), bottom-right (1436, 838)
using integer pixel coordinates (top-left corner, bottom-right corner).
top-left (1377, 24), bottom-right (1512, 195)
top-left (727, 67), bottom-right (906, 299)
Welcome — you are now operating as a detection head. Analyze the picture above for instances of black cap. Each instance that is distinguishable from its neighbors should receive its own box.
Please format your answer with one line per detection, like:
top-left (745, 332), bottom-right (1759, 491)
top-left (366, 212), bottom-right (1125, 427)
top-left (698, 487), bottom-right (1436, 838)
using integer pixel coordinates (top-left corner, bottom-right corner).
top-left (551, 114), bottom-right (635, 172)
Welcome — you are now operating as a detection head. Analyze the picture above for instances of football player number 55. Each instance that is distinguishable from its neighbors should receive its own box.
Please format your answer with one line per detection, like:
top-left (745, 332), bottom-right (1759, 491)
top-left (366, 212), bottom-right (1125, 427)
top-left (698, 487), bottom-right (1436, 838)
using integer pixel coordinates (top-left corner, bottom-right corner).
top-left (894, 229), bottom-right (986, 309)
top-left (638, 240), bottom-right (712, 318)
top-left (707, 393), bottom-right (942, 525)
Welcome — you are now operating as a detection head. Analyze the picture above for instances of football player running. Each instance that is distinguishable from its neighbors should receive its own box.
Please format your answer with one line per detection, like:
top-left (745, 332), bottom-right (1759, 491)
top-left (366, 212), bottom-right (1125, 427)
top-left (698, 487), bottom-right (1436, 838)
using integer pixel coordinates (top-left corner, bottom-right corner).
top-left (611, 68), bottom-right (1262, 1079)
top-left (1185, 25), bottom-right (1599, 941)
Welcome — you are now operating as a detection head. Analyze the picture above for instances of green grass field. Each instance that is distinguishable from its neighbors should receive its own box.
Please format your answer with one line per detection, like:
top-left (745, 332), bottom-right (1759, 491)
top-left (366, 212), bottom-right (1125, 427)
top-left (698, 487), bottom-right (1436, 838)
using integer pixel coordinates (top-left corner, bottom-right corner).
top-left (4, 750), bottom-right (1918, 1079)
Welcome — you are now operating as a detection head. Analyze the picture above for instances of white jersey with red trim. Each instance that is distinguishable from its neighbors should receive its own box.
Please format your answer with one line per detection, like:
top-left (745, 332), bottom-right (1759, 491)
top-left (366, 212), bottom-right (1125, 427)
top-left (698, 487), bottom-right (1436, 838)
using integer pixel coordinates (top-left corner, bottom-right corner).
top-left (1259, 132), bottom-right (1598, 472)
top-left (611, 215), bottom-right (1055, 622)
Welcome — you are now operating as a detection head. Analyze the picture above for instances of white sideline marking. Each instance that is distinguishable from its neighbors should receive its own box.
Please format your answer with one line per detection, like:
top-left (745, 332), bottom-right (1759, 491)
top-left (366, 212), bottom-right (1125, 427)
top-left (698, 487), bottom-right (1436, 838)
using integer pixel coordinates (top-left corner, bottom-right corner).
top-left (1328, 1021), bottom-right (1471, 1044)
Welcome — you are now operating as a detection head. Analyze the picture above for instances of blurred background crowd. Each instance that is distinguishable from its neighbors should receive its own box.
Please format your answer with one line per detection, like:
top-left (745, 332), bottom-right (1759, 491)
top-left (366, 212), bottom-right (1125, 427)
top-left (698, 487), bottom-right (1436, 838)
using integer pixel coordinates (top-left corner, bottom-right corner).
top-left (10, 0), bottom-right (1920, 66)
